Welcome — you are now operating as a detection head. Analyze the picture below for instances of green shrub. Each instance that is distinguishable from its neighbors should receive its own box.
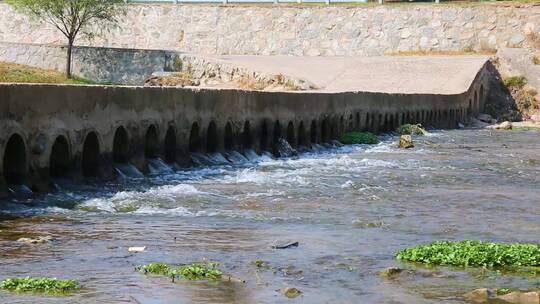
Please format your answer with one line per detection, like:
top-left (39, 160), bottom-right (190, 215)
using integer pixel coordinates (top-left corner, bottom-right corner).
top-left (396, 240), bottom-right (540, 268)
top-left (338, 132), bottom-right (379, 145)
top-left (396, 124), bottom-right (428, 136)
top-left (136, 262), bottom-right (222, 281)
top-left (0, 277), bottom-right (79, 294)
top-left (503, 76), bottom-right (528, 90)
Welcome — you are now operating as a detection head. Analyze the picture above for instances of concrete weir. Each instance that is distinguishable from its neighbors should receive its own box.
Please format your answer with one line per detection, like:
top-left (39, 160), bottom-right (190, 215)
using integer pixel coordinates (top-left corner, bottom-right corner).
top-left (0, 58), bottom-right (490, 197)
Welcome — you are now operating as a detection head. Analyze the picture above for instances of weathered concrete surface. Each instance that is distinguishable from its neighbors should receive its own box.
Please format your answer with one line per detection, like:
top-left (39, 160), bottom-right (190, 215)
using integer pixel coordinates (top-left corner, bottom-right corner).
top-left (192, 55), bottom-right (490, 94)
top-left (0, 60), bottom-right (491, 196)
top-left (0, 41), bottom-right (490, 93)
top-left (1, 3), bottom-right (539, 56)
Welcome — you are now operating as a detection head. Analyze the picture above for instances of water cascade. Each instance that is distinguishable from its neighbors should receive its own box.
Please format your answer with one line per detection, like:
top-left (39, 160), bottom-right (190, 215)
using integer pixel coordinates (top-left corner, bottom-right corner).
top-left (7, 184), bottom-right (33, 198)
top-left (147, 158), bottom-right (174, 175)
top-left (224, 151), bottom-right (250, 164)
top-left (242, 149), bottom-right (260, 162)
top-left (113, 163), bottom-right (145, 179)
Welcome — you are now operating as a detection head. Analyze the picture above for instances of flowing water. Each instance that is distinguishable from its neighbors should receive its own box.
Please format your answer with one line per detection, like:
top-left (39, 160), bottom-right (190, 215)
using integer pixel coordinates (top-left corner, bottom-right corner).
top-left (0, 129), bottom-right (539, 304)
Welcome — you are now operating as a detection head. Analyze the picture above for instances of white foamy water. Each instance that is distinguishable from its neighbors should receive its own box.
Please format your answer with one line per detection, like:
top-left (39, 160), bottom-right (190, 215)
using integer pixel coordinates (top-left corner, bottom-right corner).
top-left (1, 130), bottom-right (540, 304)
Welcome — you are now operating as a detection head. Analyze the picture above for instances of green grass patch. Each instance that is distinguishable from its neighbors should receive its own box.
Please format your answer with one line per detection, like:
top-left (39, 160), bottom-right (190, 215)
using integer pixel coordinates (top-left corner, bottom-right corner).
top-left (136, 262), bottom-right (223, 281)
top-left (396, 124), bottom-right (428, 136)
top-left (397, 240), bottom-right (540, 268)
top-left (338, 132), bottom-right (379, 145)
top-left (0, 61), bottom-right (95, 85)
top-left (503, 76), bottom-right (528, 91)
top-left (0, 277), bottom-right (79, 294)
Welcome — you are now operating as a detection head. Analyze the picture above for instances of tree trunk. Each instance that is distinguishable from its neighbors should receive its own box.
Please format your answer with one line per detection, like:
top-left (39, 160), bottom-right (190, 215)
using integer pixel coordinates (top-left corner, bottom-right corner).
top-left (66, 40), bottom-right (73, 78)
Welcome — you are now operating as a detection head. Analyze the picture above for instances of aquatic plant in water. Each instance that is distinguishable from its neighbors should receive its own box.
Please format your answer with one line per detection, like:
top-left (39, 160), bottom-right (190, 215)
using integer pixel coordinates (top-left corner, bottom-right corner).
top-left (396, 124), bottom-right (428, 136)
top-left (136, 262), bottom-right (171, 276)
top-left (0, 277), bottom-right (79, 294)
top-left (396, 240), bottom-right (540, 268)
top-left (338, 132), bottom-right (379, 145)
top-left (136, 262), bottom-right (222, 281)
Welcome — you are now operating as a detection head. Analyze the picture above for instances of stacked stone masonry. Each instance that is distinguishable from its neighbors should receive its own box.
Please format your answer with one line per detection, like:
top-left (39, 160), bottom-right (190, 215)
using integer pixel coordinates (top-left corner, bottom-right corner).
top-left (0, 3), bottom-right (539, 56)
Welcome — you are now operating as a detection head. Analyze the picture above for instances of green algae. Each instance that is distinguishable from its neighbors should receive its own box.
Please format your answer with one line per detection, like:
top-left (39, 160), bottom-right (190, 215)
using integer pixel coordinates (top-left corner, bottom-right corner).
top-left (0, 277), bottom-right (79, 294)
top-left (397, 240), bottom-right (540, 268)
top-left (136, 262), bottom-right (222, 281)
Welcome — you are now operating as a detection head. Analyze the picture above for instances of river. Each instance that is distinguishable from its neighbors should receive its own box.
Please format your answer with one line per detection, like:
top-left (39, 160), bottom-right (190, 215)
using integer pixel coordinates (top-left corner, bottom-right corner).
top-left (1, 129), bottom-right (539, 303)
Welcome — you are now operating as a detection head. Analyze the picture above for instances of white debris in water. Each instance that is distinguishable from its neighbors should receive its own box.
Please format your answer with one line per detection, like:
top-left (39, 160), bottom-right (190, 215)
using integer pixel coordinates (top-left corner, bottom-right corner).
top-left (340, 180), bottom-right (355, 189)
top-left (128, 246), bottom-right (146, 253)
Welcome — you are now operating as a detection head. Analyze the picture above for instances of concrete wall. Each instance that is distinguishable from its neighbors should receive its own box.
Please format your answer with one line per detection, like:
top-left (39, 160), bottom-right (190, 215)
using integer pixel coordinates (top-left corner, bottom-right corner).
top-left (0, 42), bottom-right (178, 85)
top-left (0, 3), bottom-right (539, 56)
top-left (0, 63), bottom-right (491, 196)
top-left (0, 42), bottom-right (315, 86)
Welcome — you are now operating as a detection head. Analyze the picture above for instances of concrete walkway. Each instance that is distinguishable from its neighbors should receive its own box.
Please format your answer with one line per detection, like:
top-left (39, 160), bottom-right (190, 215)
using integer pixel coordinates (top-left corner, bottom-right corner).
top-left (197, 55), bottom-right (490, 94)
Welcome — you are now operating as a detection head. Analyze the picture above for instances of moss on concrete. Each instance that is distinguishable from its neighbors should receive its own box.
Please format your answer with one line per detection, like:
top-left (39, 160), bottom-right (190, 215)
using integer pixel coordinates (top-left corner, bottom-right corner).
top-left (338, 132), bottom-right (379, 145)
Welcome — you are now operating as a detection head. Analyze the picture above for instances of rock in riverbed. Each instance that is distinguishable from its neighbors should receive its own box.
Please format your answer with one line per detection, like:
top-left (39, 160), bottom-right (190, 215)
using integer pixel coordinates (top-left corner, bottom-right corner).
top-left (272, 241), bottom-right (299, 249)
top-left (488, 121), bottom-right (513, 130)
top-left (464, 288), bottom-right (496, 303)
top-left (17, 236), bottom-right (53, 244)
top-left (280, 287), bottom-right (302, 298)
top-left (398, 135), bottom-right (414, 149)
top-left (379, 267), bottom-right (403, 279)
top-left (498, 291), bottom-right (540, 304)
top-left (464, 289), bottom-right (540, 304)
top-left (477, 113), bottom-right (497, 124)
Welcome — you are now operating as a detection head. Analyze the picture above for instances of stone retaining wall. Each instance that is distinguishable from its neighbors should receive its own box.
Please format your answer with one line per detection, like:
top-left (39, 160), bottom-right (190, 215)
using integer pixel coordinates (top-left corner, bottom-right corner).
top-left (0, 42), bottom-right (176, 85)
top-left (0, 3), bottom-right (539, 56)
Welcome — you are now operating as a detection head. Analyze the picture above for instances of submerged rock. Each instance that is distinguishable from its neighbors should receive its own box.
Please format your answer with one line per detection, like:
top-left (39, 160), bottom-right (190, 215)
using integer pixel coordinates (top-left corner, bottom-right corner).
top-left (398, 135), bottom-right (414, 149)
top-left (464, 288), bottom-right (496, 303)
top-left (272, 241), bottom-right (299, 249)
top-left (477, 113), bottom-right (497, 124)
top-left (275, 138), bottom-right (298, 158)
top-left (488, 121), bottom-right (513, 130)
top-left (498, 291), bottom-right (540, 304)
top-left (280, 287), bottom-right (302, 298)
top-left (498, 121), bottom-right (513, 130)
top-left (464, 289), bottom-right (540, 304)
top-left (379, 267), bottom-right (404, 279)
top-left (17, 236), bottom-right (53, 244)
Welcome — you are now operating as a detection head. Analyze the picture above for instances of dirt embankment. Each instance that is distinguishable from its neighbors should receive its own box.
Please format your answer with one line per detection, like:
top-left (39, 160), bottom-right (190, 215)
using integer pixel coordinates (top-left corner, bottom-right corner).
top-left (484, 38), bottom-right (540, 123)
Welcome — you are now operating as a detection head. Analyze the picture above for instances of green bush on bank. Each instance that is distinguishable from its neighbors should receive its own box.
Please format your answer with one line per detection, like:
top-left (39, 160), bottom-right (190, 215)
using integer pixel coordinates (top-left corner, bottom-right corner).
top-left (503, 76), bottom-right (528, 91)
top-left (0, 277), bottom-right (79, 294)
top-left (396, 124), bottom-right (428, 136)
top-left (136, 262), bottom-right (223, 281)
top-left (396, 240), bottom-right (540, 268)
top-left (338, 132), bottom-right (379, 145)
